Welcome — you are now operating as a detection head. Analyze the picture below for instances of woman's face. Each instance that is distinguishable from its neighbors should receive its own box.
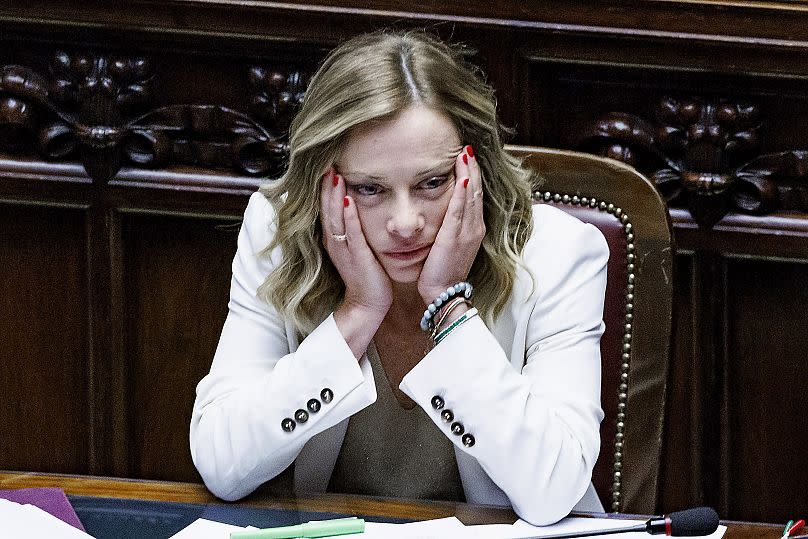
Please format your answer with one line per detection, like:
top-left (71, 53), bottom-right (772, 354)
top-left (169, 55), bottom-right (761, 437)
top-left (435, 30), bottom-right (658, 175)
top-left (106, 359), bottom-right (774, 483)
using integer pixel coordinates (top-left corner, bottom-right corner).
top-left (336, 105), bottom-right (463, 284)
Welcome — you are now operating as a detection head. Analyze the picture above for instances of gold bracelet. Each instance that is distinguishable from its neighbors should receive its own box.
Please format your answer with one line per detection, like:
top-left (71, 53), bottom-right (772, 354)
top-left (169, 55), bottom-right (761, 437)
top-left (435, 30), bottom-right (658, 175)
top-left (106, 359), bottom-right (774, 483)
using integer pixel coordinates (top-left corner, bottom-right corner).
top-left (430, 298), bottom-right (472, 341)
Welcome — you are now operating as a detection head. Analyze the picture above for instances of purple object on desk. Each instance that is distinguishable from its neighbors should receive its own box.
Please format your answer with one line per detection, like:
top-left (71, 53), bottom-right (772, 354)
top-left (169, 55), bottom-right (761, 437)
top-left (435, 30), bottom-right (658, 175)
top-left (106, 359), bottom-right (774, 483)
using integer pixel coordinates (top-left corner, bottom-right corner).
top-left (0, 487), bottom-right (86, 531)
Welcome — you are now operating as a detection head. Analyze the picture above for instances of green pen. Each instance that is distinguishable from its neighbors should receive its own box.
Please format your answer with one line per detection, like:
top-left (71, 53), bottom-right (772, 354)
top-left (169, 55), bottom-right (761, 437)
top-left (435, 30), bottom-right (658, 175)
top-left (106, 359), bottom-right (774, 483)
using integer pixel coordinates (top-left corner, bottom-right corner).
top-left (230, 517), bottom-right (365, 539)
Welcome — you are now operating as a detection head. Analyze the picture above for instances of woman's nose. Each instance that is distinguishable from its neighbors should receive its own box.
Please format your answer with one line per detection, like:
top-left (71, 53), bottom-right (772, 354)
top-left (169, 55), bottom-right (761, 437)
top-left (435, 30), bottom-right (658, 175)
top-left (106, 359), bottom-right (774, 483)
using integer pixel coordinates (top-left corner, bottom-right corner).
top-left (386, 197), bottom-right (425, 238)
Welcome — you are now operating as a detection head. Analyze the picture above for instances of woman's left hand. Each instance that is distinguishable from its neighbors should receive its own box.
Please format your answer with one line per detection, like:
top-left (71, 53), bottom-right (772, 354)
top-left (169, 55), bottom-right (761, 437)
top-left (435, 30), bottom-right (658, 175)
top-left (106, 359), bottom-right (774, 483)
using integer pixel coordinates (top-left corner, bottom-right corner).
top-left (417, 145), bottom-right (486, 305)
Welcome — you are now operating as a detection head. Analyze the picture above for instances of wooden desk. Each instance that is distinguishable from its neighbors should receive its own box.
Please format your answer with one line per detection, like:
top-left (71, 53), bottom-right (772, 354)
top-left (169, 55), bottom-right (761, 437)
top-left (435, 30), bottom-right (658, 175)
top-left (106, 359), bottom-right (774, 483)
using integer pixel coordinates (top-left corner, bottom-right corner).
top-left (0, 471), bottom-right (782, 539)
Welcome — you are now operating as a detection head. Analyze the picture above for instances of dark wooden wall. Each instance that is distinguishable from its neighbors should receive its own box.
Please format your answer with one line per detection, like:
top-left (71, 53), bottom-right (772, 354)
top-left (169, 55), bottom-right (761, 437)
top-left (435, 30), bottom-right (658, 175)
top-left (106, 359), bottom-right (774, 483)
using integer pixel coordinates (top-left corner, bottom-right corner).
top-left (1, 0), bottom-right (806, 523)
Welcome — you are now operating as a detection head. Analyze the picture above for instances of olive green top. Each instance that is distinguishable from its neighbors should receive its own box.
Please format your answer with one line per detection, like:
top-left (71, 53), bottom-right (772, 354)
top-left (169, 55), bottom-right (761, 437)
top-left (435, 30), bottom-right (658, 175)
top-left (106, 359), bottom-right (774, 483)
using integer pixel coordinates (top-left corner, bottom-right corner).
top-left (327, 343), bottom-right (465, 502)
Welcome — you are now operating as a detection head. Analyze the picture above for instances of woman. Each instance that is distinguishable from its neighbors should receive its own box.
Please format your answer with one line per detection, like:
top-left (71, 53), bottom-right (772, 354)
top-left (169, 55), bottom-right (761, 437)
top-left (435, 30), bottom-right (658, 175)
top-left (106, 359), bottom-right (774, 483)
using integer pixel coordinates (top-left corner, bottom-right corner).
top-left (190, 30), bottom-right (608, 525)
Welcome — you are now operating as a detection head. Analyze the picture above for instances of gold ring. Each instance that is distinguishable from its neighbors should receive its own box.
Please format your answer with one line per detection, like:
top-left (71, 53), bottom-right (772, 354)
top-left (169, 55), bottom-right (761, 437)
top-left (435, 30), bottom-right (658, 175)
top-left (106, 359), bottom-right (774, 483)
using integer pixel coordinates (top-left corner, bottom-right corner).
top-left (331, 233), bottom-right (348, 241)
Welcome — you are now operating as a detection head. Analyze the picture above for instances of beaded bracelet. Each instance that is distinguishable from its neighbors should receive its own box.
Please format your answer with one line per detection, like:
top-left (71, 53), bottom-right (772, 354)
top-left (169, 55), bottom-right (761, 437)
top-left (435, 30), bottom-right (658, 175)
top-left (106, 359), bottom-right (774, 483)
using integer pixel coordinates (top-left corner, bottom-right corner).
top-left (434, 308), bottom-right (479, 345)
top-left (419, 282), bottom-right (473, 331)
top-left (429, 297), bottom-right (471, 341)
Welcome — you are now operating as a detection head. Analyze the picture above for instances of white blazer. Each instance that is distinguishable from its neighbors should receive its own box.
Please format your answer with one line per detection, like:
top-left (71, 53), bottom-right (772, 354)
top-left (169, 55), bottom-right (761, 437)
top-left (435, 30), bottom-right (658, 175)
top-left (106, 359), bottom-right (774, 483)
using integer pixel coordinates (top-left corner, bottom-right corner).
top-left (190, 191), bottom-right (608, 525)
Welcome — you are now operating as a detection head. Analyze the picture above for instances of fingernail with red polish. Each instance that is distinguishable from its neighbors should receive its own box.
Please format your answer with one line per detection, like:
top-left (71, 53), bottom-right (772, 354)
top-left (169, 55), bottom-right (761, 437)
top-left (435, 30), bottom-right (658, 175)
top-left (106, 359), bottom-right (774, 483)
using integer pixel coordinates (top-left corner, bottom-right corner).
top-left (462, 154), bottom-right (468, 165)
top-left (344, 197), bottom-right (350, 207)
top-left (463, 178), bottom-right (469, 188)
top-left (466, 145), bottom-right (475, 158)
top-left (332, 173), bottom-right (339, 187)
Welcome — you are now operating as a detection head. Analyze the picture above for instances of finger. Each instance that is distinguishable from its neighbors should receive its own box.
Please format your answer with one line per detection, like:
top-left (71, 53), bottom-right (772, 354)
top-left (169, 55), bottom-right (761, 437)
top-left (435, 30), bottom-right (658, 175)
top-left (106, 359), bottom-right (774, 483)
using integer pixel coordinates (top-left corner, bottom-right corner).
top-left (439, 150), bottom-right (469, 235)
top-left (342, 195), bottom-right (372, 255)
top-left (329, 172), bottom-right (347, 237)
top-left (320, 170), bottom-right (334, 244)
top-left (466, 145), bottom-right (482, 194)
top-left (463, 145), bottom-right (484, 226)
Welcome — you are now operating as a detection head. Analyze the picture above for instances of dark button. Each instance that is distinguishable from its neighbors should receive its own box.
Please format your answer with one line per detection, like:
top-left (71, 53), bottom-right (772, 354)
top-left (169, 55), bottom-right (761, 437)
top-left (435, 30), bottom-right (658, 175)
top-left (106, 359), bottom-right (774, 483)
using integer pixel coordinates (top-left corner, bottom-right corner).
top-left (431, 396), bottom-right (444, 410)
top-left (281, 418), bottom-right (296, 432)
top-left (451, 422), bottom-right (464, 435)
top-left (462, 433), bottom-right (475, 447)
top-left (440, 409), bottom-right (454, 423)
top-left (307, 399), bottom-right (321, 413)
top-left (294, 409), bottom-right (309, 423)
top-left (320, 388), bottom-right (334, 404)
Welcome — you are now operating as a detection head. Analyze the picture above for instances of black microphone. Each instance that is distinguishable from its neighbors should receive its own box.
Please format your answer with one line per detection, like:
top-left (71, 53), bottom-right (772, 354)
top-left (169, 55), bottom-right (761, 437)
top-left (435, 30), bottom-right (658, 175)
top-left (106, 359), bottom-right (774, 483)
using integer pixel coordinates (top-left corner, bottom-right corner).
top-left (517, 507), bottom-right (720, 539)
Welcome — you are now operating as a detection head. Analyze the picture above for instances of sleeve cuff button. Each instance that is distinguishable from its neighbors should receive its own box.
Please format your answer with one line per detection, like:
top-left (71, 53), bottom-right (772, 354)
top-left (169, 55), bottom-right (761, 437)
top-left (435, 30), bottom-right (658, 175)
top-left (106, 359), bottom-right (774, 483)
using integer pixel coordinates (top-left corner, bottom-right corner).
top-left (320, 388), bottom-right (334, 403)
top-left (440, 409), bottom-right (454, 423)
top-left (430, 395), bottom-right (445, 410)
top-left (294, 409), bottom-right (309, 423)
top-left (462, 433), bottom-right (475, 447)
top-left (281, 418), bottom-right (296, 432)
top-left (307, 398), bottom-right (321, 413)
top-left (451, 422), bottom-right (464, 435)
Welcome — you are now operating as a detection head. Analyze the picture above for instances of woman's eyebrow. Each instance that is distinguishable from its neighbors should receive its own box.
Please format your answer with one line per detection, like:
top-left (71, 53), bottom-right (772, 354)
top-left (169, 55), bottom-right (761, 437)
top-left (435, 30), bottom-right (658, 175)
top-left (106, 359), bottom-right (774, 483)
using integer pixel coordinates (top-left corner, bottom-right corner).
top-left (339, 158), bottom-right (457, 180)
top-left (340, 171), bottom-right (385, 181)
top-left (416, 159), bottom-right (455, 176)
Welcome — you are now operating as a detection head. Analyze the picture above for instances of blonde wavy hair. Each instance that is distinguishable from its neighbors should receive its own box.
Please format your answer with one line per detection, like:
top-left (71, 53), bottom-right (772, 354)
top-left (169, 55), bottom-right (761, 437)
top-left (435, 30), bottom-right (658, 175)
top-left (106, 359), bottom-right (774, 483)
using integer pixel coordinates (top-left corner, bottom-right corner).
top-left (258, 30), bottom-right (535, 335)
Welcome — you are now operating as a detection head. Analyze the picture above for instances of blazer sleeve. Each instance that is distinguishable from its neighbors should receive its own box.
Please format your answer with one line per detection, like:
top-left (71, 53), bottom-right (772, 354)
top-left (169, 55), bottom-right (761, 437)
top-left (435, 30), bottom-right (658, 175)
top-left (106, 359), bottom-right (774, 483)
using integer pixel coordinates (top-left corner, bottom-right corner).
top-left (190, 192), bottom-right (377, 501)
top-left (400, 211), bottom-right (608, 525)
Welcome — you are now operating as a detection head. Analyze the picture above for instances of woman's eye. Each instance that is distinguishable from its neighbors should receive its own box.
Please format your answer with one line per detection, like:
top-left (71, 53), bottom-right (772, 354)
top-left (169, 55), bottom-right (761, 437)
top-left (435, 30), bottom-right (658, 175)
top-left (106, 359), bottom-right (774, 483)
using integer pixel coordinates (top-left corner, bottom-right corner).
top-left (419, 175), bottom-right (449, 190)
top-left (351, 183), bottom-right (383, 196)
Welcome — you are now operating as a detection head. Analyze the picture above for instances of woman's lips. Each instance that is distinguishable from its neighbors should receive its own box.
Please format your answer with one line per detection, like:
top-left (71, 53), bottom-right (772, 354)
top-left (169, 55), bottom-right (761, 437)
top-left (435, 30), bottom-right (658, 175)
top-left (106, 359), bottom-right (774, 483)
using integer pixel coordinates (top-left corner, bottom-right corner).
top-left (384, 245), bottom-right (431, 261)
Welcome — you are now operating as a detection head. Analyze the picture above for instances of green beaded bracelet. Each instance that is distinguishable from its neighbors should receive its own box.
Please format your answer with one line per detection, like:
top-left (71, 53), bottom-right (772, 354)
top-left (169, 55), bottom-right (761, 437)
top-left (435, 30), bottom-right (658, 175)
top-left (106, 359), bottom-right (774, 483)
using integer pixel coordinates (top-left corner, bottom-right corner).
top-left (434, 308), bottom-right (479, 345)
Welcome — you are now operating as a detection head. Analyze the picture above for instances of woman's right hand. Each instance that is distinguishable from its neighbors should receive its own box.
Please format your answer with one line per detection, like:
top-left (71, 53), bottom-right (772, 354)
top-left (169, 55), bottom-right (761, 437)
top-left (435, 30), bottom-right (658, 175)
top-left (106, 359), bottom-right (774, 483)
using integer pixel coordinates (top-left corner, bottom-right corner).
top-left (321, 170), bottom-right (392, 357)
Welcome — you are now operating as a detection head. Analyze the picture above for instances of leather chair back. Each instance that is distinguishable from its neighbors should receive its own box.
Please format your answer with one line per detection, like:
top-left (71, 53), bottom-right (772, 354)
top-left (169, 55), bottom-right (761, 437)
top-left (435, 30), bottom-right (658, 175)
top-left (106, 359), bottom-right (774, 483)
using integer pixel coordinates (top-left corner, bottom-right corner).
top-left (507, 145), bottom-right (674, 514)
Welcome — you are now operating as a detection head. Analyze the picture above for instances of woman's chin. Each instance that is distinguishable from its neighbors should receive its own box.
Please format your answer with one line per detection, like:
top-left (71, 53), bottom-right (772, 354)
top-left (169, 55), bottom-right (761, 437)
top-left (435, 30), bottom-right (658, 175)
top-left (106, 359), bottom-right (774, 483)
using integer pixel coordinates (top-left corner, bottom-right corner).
top-left (383, 262), bottom-right (423, 284)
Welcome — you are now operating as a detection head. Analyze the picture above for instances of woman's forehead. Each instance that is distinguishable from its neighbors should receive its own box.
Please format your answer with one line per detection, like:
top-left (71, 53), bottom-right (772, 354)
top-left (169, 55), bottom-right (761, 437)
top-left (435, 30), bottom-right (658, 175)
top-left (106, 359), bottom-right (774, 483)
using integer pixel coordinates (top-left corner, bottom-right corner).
top-left (338, 106), bottom-right (462, 177)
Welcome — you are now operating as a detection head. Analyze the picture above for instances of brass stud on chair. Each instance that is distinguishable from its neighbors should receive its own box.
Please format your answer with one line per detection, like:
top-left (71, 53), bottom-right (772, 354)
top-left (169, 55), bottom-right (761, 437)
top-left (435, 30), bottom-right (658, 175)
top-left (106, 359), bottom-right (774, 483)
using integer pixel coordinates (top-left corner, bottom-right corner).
top-left (543, 190), bottom-right (635, 513)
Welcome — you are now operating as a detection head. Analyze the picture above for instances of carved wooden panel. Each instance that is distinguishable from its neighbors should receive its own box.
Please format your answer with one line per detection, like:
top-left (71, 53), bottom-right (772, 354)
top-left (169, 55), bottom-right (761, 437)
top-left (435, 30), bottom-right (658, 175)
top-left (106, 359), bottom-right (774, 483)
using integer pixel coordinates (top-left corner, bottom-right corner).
top-left (517, 58), bottom-right (808, 227)
top-left (123, 212), bottom-right (238, 481)
top-left (0, 202), bottom-right (90, 472)
top-left (723, 259), bottom-right (808, 521)
top-left (0, 57), bottom-right (297, 182)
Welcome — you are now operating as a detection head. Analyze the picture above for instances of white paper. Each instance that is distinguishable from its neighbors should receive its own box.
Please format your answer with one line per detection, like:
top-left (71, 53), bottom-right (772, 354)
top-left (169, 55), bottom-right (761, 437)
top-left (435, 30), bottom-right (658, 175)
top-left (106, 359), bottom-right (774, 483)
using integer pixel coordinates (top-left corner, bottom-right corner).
top-left (359, 516), bottom-right (467, 537)
top-left (168, 518), bottom-right (260, 538)
top-left (168, 514), bottom-right (729, 539)
top-left (511, 517), bottom-right (728, 539)
top-left (0, 499), bottom-right (95, 538)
